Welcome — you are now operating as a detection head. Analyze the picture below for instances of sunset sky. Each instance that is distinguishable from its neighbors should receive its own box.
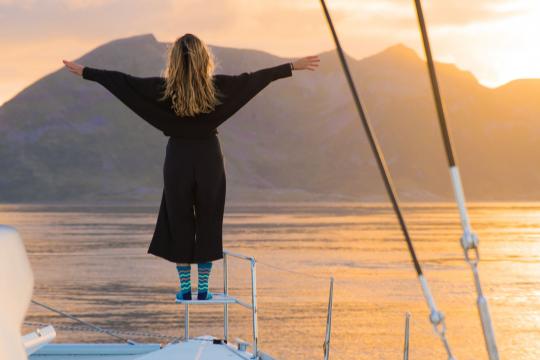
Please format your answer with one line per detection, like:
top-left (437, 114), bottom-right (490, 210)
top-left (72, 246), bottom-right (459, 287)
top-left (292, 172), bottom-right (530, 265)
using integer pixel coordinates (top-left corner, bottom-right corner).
top-left (1, 0), bottom-right (540, 106)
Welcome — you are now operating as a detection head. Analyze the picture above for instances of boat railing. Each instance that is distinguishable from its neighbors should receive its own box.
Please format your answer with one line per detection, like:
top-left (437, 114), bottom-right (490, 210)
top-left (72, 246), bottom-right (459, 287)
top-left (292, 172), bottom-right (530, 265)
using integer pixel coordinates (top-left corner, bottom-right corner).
top-left (176, 249), bottom-right (259, 358)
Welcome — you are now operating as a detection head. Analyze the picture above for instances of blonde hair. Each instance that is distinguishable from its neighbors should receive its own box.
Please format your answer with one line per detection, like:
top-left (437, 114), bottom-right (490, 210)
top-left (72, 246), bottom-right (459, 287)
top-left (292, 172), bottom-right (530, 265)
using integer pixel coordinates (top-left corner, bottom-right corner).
top-left (160, 33), bottom-right (222, 117)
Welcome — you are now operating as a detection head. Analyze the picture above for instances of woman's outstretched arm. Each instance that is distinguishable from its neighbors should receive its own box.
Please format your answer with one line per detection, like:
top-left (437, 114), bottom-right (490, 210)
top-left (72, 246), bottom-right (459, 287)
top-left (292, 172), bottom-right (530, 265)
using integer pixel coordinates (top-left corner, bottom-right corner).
top-left (227, 56), bottom-right (320, 94)
top-left (63, 59), bottom-right (159, 100)
top-left (62, 59), bottom-right (168, 132)
top-left (214, 55), bottom-right (320, 124)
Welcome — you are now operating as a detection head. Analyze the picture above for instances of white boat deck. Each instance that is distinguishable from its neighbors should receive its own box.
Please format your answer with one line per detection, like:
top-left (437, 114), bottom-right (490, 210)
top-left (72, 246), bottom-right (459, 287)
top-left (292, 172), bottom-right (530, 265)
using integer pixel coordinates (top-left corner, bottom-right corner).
top-left (137, 337), bottom-right (255, 359)
top-left (30, 337), bottom-right (259, 360)
top-left (29, 343), bottom-right (161, 360)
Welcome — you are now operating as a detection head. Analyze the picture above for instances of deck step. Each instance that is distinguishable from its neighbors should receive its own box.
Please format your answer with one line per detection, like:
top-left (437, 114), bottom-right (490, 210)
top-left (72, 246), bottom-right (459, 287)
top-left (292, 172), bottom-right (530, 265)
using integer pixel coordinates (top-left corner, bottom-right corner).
top-left (176, 293), bottom-right (237, 305)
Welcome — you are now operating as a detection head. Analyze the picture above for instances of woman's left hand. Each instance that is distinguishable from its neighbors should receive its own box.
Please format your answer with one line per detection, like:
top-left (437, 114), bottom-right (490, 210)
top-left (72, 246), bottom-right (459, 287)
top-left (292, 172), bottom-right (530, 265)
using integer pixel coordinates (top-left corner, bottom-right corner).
top-left (292, 56), bottom-right (320, 71)
top-left (62, 59), bottom-right (84, 76)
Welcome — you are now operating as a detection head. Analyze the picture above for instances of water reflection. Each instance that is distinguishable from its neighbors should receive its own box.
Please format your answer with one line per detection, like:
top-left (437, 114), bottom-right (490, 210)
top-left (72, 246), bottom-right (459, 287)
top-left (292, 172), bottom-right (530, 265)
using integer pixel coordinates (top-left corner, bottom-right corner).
top-left (1, 202), bottom-right (538, 359)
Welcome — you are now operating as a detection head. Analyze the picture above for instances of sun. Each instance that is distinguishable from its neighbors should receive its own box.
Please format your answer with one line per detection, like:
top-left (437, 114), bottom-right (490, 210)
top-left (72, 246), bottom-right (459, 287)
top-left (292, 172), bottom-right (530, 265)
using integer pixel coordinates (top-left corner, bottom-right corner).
top-left (465, 1), bottom-right (540, 87)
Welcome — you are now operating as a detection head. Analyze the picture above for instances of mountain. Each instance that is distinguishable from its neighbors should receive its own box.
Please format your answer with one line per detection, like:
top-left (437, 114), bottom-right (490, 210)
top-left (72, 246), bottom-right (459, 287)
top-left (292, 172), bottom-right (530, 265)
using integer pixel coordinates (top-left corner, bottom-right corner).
top-left (1, 33), bottom-right (539, 203)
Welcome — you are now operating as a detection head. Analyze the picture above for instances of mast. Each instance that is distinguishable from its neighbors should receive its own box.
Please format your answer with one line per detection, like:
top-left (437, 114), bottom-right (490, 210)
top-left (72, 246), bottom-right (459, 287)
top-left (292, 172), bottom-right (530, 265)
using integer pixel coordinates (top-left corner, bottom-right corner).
top-left (318, 1), bottom-right (455, 358)
top-left (413, 1), bottom-right (499, 359)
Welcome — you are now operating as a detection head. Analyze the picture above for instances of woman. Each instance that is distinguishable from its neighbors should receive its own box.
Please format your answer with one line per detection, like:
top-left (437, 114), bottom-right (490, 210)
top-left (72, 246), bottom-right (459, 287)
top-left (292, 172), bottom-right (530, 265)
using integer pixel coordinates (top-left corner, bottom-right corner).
top-left (63, 33), bottom-right (320, 301)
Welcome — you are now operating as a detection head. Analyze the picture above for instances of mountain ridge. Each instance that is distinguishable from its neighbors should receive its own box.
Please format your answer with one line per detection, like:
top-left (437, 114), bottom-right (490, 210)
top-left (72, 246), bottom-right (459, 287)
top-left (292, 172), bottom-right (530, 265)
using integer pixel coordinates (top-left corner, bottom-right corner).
top-left (1, 33), bottom-right (539, 203)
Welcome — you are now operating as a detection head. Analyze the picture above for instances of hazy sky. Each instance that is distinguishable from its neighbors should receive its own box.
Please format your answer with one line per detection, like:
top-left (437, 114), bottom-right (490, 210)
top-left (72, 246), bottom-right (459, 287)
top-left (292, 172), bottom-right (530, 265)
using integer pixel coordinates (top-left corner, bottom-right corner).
top-left (1, 0), bottom-right (539, 106)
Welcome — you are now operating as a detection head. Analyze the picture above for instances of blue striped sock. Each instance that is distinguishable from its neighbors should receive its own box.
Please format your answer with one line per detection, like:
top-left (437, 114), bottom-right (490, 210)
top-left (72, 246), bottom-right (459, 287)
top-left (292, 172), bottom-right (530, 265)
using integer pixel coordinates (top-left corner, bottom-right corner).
top-left (176, 265), bottom-right (192, 300)
top-left (197, 262), bottom-right (213, 300)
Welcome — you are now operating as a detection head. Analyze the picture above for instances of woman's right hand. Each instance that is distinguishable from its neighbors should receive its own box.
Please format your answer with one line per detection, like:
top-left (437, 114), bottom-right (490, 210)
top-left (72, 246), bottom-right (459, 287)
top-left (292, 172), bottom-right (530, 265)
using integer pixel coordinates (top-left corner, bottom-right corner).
top-left (292, 56), bottom-right (320, 71)
top-left (62, 59), bottom-right (84, 77)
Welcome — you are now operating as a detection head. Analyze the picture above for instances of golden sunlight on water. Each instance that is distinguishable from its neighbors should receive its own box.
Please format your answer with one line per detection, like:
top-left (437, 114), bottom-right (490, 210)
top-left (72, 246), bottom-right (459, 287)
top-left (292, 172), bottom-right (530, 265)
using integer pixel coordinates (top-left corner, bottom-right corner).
top-left (1, 202), bottom-right (539, 359)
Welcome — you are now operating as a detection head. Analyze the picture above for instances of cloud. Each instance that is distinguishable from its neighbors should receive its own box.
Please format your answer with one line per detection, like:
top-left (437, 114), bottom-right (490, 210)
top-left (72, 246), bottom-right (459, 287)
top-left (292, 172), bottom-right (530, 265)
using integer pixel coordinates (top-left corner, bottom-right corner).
top-left (380, 0), bottom-right (528, 26)
top-left (0, 0), bottom-right (539, 105)
top-left (61, 0), bottom-right (115, 9)
top-left (286, 0), bottom-right (530, 29)
top-left (0, 0), bottom-right (114, 9)
top-left (0, 0), bottom-right (33, 9)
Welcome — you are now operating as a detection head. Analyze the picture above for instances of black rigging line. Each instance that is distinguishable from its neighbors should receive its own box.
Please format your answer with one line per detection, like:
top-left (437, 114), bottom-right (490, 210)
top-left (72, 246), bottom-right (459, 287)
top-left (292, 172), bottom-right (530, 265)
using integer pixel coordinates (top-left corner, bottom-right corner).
top-left (413, 0), bottom-right (456, 167)
top-left (318, 0), bottom-right (422, 275)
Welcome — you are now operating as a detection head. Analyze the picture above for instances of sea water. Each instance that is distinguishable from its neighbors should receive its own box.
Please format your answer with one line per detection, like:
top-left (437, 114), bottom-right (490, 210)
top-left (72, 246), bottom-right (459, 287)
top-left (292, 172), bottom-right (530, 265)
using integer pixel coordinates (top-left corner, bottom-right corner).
top-left (3, 202), bottom-right (539, 359)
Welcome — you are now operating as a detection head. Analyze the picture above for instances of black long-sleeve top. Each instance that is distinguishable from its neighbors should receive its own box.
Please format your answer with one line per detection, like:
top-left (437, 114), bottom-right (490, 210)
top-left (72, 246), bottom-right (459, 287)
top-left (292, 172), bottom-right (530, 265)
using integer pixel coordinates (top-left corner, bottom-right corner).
top-left (82, 63), bottom-right (293, 138)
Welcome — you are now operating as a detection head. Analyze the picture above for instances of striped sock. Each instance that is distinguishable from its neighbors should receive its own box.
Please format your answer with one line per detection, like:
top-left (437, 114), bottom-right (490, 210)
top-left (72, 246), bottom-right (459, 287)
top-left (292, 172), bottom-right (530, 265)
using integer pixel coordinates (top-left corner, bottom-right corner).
top-left (197, 262), bottom-right (213, 300)
top-left (176, 265), bottom-right (192, 300)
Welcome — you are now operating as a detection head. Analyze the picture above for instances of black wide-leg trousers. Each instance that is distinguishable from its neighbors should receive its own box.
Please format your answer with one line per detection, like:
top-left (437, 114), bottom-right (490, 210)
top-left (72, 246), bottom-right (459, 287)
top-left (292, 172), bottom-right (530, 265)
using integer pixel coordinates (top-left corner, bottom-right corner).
top-left (148, 134), bottom-right (226, 263)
